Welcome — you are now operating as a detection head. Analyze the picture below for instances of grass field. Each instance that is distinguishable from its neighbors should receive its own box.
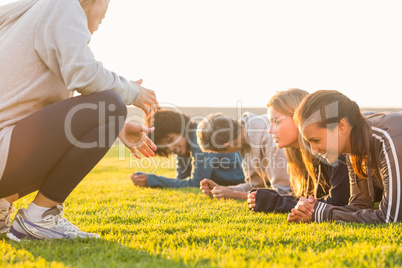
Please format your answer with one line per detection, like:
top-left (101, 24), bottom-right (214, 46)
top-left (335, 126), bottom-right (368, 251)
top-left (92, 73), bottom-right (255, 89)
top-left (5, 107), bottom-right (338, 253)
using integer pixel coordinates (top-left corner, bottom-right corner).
top-left (1, 145), bottom-right (402, 268)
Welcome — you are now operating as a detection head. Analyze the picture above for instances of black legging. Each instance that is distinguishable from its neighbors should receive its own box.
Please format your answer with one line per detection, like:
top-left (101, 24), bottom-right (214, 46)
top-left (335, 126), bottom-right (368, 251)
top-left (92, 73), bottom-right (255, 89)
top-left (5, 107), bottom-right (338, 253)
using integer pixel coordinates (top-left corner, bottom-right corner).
top-left (0, 91), bottom-right (127, 203)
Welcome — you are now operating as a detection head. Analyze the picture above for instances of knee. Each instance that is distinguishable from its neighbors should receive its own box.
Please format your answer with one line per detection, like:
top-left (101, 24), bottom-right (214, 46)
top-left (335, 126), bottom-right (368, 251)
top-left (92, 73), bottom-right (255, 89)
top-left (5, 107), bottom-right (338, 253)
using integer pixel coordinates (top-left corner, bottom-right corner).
top-left (101, 91), bottom-right (128, 120)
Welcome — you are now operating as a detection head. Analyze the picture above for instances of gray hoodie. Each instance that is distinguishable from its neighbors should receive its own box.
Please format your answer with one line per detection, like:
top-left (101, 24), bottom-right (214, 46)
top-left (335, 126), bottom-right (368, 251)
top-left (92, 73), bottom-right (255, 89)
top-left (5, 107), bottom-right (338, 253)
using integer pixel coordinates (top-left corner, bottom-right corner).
top-left (230, 112), bottom-right (290, 194)
top-left (0, 0), bottom-right (140, 180)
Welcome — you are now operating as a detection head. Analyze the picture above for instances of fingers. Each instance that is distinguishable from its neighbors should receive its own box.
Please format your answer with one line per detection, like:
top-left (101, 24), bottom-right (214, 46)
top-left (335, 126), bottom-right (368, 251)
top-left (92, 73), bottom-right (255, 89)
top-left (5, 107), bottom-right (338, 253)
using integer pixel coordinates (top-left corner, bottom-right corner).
top-left (247, 192), bottom-right (256, 209)
top-left (210, 188), bottom-right (223, 200)
top-left (205, 179), bottom-right (218, 188)
top-left (143, 133), bottom-right (157, 151)
top-left (146, 88), bottom-right (159, 109)
top-left (129, 148), bottom-right (141, 159)
top-left (134, 79), bottom-right (143, 85)
top-left (130, 143), bottom-right (155, 159)
top-left (131, 173), bottom-right (147, 187)
top-left (136, 145), bottom-right (155, 158)
top-left (200, 185), bottom-right (212, 196)
top-left (297, 197), bottom-right (315, 213)
top-left (295, 202), bottom-right (312, 216)
top-left (287, 213), bottom-right (299, 222)
top-left (291, 208), bottom-right (308, 219)
top-left (140, 126), bottom-right (155, 134)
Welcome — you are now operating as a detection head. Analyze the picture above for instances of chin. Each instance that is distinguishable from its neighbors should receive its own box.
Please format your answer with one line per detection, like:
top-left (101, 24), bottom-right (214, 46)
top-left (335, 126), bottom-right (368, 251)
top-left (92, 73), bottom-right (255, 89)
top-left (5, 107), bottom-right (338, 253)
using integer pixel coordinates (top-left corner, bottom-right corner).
top-left (275, 142), bottom-right (284, 149)
top-left (325, 155), bottom-right (339, 165)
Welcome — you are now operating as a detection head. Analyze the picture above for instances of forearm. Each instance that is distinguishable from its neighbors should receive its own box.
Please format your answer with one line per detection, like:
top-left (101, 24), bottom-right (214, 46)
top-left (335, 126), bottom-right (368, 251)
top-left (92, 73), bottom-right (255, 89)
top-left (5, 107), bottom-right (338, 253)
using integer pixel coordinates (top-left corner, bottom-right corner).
top-left (229, 183), bottom-right (252, 193)
top-left (146, 173), bottom-right (201, 188)
top-left (312, 201), bottom-right (386, 223)
top-left (231, 191), bottom-right (248, 200)
top-left (254, 189), bottom-right (298, 213)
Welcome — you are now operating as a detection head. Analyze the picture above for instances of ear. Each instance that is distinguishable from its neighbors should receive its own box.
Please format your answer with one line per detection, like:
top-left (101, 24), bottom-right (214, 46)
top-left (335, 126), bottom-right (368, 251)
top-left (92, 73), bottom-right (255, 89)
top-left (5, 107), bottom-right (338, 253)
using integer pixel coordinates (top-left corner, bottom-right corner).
top-left (338, 118), bottom-right (349, 135)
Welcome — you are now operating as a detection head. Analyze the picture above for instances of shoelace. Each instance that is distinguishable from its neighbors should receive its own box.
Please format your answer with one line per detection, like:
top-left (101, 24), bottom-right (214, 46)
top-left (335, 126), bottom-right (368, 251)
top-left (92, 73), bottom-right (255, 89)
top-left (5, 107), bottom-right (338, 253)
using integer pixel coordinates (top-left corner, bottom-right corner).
top-left (44, 215), bottom-right (80, 234)
top-left (0, 207), bottom-right (12, 225)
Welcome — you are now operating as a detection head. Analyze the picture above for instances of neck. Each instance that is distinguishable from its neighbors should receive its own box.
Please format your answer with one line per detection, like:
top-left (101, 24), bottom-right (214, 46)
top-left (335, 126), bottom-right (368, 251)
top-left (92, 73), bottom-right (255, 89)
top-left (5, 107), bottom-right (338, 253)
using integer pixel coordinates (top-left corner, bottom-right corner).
top-left (289, 140), bottom-right (299, 148)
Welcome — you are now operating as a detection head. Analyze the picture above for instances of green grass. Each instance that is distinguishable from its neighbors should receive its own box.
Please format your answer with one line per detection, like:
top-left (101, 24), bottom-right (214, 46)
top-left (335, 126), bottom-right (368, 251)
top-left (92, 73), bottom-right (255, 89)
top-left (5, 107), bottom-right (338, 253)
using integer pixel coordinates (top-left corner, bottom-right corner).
top-left (1, 145), bottom-right (402, 267)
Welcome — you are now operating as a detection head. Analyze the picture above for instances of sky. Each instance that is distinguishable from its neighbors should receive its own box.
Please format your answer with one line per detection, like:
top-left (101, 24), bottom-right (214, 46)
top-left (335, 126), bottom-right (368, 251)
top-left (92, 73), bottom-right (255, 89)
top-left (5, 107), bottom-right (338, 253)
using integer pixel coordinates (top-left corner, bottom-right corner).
top-left (3, 0), bottom-right (402, 108)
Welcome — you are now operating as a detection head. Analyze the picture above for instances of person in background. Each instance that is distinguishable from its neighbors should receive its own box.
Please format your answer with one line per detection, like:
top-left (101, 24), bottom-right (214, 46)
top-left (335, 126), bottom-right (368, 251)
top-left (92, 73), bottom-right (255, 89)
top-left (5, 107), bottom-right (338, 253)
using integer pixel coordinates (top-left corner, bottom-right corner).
top-left (130, 109), bottom-right (245, 188)
top-left (247, 88), bottom-right (350, 213)
top-left (196, 112), bottom-right (290, 200)
top-left (0, 0), bottom-right (158, 241)
top-left (289, 90), bottom-right (399, 224)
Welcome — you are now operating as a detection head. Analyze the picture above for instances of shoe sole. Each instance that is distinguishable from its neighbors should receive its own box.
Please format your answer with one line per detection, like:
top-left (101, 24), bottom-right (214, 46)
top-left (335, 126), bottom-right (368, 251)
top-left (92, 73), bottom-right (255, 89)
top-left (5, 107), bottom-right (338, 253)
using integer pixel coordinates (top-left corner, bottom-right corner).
top-left (6, 231), bottom-right (21, 242)
top-left (0, 226), bottom-right (10, 235)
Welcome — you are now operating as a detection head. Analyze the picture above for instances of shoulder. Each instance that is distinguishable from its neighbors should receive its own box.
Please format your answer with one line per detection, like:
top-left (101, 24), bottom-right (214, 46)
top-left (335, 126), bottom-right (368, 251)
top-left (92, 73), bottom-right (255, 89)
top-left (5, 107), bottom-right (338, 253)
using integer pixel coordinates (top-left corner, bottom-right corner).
top-left (369, 113), bottom-right (402, 139)
top-left (242, 112), bottom-right (270, 131)
top-left (38, 0), bottom-right (86, 23)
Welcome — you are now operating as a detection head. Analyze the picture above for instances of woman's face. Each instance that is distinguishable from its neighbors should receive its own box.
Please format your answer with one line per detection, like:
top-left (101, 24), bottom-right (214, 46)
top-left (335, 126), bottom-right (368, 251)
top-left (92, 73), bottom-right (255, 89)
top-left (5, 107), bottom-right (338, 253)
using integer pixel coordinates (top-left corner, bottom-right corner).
top-left (82, 0), bottom-right (109, 34)
top-left (267, 107), bottom-right (299, 149)
top-left (301, 122), bottom-right (345, 164)
top-left (160, 133), bottom-right (188, 156)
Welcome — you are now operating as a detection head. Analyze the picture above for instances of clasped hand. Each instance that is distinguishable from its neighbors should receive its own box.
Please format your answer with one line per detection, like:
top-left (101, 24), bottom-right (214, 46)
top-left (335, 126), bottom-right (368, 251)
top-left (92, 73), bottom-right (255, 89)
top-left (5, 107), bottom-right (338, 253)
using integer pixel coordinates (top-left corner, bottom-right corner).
top-left (287, 196), bottom-right (316, 223)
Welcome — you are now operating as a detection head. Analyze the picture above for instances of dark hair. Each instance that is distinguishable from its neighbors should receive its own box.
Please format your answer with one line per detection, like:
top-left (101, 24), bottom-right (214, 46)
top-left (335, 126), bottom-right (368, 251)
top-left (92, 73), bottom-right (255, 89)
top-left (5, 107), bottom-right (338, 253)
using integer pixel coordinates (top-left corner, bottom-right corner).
top-left (294, 90), bottom-right (373, 179)
top-left (146, 109), bottom-right (193, 157)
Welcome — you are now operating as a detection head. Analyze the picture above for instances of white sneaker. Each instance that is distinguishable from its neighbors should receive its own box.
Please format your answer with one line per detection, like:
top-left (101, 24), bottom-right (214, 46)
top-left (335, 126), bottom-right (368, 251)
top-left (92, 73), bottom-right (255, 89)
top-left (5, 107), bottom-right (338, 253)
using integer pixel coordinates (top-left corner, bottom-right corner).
top-left (6, 205), bottom-right (100, 241)
top-left (0, 204), bottom-right (14, 234)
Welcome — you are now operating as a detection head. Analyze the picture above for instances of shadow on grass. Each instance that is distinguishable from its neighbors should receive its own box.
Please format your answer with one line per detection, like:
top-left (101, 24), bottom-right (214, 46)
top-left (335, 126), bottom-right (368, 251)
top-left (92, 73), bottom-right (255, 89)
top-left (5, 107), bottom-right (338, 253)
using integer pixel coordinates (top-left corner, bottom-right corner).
top-left (1, 235), bottom-right (196, 268)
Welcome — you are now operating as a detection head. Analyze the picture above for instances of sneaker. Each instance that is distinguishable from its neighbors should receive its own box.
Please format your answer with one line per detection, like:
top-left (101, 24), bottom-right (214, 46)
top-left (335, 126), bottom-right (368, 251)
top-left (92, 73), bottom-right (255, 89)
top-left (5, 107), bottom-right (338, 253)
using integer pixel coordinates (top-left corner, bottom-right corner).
top-left (0, 204), bottom-right (14, 234)
top-left (6, 205), bottom-right (101, 241)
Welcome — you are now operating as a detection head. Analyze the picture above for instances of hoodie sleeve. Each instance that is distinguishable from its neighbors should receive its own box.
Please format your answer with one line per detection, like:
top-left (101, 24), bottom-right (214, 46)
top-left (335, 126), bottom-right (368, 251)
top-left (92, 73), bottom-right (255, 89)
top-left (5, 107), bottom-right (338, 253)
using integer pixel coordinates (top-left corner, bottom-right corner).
top-left (33, 0), bottom-right (139, 105)
top-left (252, 188), bottom-right (298, 213)
top-left (229, 156), bottom-right (266, 192)
top-left (146, 142), bottom-right (214, 188)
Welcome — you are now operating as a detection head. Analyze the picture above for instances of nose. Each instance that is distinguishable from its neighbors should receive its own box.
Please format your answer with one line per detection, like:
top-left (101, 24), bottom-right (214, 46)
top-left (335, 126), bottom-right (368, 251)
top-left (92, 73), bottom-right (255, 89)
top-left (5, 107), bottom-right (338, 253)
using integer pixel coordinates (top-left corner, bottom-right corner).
top-left (268, 123), bottom-right (276, 135)
top-left (310, 144), bottom-right (319, 155)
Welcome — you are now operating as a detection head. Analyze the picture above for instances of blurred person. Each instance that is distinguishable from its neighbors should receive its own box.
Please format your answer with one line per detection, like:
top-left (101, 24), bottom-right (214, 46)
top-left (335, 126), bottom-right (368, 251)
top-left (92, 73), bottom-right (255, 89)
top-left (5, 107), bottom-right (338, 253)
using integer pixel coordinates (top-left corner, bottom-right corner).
top-left (130, 109), bottom-right (245, 188)
top-left (197, 111), bottom-right (290, 200)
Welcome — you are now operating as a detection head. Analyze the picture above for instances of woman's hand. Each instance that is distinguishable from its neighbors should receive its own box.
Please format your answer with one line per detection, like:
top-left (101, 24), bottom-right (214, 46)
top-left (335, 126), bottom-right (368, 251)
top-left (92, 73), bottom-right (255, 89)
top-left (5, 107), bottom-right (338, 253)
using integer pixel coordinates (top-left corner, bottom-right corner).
top-left (200, 178), bottom-right (218, 196)
top-left (119, 122), bottom-right (157, 159)
top-left (210, 186), bottom-right (236, 200)
top-left (287, 196), bottom-right (316, 223)
top-left (247, 191), bottom-right (256, 210)
top-left (131, 173), bottom-right (147, 187)
top-left (132, 79), bottom-right (159, 116)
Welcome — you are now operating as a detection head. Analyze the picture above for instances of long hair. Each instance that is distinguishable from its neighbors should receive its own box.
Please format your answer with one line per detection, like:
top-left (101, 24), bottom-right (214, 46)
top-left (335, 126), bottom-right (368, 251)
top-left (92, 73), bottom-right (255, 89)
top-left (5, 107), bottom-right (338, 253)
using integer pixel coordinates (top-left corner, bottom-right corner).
top-left (294, 90), bottom-right (373, 179)
top-left (267, 88), bottom-right (321, 197)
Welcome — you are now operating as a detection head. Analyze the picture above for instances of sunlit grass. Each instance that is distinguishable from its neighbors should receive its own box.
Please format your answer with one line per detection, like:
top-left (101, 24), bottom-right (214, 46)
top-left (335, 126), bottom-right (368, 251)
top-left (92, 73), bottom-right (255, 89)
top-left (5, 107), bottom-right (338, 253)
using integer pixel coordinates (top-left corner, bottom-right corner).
top-left (1, 145), bottom-right (401, 267)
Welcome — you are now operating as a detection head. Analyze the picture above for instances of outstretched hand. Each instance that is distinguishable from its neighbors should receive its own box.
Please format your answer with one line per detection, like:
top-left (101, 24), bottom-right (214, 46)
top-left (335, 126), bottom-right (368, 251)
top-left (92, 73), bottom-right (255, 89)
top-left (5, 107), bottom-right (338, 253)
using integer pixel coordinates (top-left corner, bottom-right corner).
top-left (119, 122), bottom-right (157, 159)
top-left (132, 79), bottom-right (159, 116)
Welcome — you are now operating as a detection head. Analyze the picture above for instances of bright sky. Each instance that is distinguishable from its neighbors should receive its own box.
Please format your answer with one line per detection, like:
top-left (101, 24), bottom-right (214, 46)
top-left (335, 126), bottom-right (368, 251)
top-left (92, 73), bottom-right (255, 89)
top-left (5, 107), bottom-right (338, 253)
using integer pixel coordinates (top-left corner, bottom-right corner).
top-left (3, 0), bottom-right (402, 108)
